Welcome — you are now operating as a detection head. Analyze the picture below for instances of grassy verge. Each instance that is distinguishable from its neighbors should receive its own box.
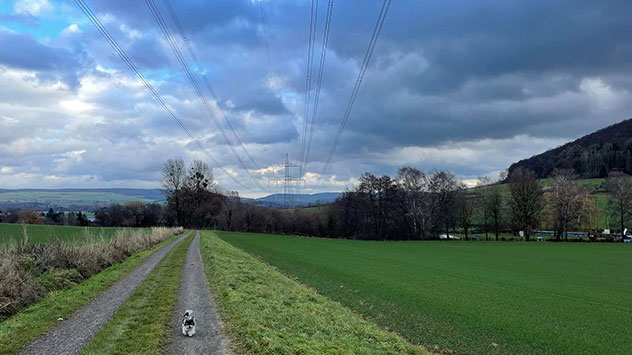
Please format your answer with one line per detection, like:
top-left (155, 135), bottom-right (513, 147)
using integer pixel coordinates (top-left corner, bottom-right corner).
top-left (0, 233), bottom-right (184, 355)
top-left (219, 231), bottom-right (632, 354)
top-left (200, 231), bottom-right (428, 354)
top-left (81, 234), bottom-right (193, 355)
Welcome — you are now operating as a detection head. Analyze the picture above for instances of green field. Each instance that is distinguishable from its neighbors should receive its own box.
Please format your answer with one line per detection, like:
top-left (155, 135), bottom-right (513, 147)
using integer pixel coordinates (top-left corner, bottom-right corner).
top-left (201, 232), bottom-right (427, 354)
top-left (219, 232), bottom-right (632, 354)
top-left (0, 191), bottom-right (154, 206)
top-left (0, 223), bottom-right (140, 246)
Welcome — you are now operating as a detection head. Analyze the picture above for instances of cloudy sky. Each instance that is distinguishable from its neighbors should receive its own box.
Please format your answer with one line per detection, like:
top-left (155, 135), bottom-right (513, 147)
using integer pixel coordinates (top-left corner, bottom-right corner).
top-left (1, 0), bottom-right (631, 197)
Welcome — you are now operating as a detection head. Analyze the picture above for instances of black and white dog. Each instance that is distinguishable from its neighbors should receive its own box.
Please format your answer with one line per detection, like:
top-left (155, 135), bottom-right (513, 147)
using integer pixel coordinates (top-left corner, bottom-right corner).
top-left (181, 309), bottom-right (196, 337)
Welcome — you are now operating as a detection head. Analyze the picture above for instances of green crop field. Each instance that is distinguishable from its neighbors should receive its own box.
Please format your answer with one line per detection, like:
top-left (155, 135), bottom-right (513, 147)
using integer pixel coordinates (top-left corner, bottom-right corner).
top-left (219, 232), bottom-right (632, 355)
top-left (0, 223), bottom-right (141, 246)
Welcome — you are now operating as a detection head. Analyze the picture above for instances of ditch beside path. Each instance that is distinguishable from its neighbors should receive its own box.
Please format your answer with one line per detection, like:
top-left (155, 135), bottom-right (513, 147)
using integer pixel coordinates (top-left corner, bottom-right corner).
top-left (167, 231), bottom-right (230, 355)
top-left (20, 231), bottom-right (192, 355)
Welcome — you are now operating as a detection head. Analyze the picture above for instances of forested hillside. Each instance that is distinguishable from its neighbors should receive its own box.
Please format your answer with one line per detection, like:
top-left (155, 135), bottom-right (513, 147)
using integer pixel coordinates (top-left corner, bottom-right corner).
top-left (509, 119), bottom-right (632, 178)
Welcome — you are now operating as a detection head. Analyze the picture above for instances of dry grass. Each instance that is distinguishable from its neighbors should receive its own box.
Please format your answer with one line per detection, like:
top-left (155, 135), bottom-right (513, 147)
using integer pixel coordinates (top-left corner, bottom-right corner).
top-left (0, 227), bottom-right (183, 319)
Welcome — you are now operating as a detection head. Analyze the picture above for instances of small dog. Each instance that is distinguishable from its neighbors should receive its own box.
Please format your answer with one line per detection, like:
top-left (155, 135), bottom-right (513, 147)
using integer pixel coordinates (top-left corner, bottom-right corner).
top-left (181, 309), bottom-right (196, 337)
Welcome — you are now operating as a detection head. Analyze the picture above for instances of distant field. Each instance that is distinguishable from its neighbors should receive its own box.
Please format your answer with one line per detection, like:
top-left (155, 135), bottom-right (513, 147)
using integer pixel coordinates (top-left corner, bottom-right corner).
top-left (220, 232), bottom-right (632, 355)
top-left (0, 188), bottom-right (164, 209)
top-left (0, 223), bottom-right (142, 245)
top-left (0, 191), bottom-right (150, 204)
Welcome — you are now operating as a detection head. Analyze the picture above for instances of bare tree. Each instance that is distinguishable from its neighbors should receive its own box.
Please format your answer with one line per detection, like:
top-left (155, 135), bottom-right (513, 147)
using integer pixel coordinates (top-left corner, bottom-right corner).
top-left (428, 171), bottom-right (461, 239)
top-left (397, 167), bottom-right (429, 239)
top-left (357, 173), bottom-right (398, 239)
top-left (183, 160), bottom-right (218, 228)
top-left (219, 191), bottom-right (240, 230)
top-left (478, 176), bottom-right (504, 241)
top-left (124, 201), bottom-right (146, 227)
top-left (606, 172), bottom-right (632, 238)
top-left (548, 170), bottom-right (592, 241)
top-left (508, 168), bottom-right (544, 241)
top-left (476, 177), bottom-right (491, 240)
top-left (162, 158), bottom-right (186, 225)
top-left (457, 186), bottom-right (475, 240)
top-left (16, 210), bottom-right (45, 225)
top-left (186, 160), bottom-right (214, 192)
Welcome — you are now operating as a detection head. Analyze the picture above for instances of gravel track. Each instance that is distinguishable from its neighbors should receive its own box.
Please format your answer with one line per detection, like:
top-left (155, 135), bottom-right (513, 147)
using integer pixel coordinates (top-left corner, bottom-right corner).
top-left (20, 232), bottom-right (191, 355)
top-left (167, 231), bottom-right (230, 355)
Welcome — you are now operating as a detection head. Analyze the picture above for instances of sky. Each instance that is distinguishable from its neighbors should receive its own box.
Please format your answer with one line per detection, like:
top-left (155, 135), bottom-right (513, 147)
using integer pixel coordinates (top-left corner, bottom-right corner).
top-left (0, 0), bottom-right (631, 198)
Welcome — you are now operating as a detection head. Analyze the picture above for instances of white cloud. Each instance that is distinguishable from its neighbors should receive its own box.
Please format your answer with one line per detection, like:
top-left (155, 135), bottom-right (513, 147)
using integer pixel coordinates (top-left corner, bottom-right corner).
top-left (119, 23), bottom-right (142, 40)
top-left (0, 115), bottom-right (18, 124)
top-left (61, 24), bottom-right (81, 35)
top-left (265, 74), bottom-right (285, 91)
top-left (14, 0), bottom-right (53, 16)
top-left (59, 99), bottom-right (95, 114)
top-left (580, 77), bottom-right (624, 108)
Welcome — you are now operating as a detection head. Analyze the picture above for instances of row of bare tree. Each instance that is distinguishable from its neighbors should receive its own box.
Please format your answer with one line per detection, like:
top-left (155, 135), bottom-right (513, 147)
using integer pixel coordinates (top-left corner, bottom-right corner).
top-left (330, 167), bottom-right (631, 241)
top-left (331, 168), bottom-right (500, 240)
top-left (157, 158), bottom-right (631, 240)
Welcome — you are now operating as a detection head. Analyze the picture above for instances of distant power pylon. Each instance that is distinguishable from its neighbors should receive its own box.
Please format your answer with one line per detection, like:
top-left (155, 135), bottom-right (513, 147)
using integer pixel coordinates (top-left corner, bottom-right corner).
top-left (268, 154), bottom-right (305, 208)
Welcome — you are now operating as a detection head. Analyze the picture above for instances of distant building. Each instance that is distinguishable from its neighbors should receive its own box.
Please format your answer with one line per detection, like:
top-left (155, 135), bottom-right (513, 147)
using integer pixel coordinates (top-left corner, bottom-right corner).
top-left (439, 234), bottom-right (460, 240)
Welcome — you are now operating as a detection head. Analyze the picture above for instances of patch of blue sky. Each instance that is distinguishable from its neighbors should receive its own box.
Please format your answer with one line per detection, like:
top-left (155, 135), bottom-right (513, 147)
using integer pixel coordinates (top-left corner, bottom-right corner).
top-left (0, 1), bottom-right (73, 41)
top-left (138, 68), bottom-right (174, 84)
top-left (0, 2), bottom-right (14, 13)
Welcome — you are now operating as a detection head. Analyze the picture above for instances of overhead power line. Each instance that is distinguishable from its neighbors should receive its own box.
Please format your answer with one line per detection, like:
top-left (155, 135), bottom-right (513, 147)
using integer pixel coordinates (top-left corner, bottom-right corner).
top-left (300, 0), bottom-right (319, 174)
top-left (258, 0), bottom-right (273, 87)
top-left (161, 0), bottom-right (262, 172)
top-left (302, 0), bottom-right (334, 174)
top-left (74, 0), bottom-right (253, 191)
top-left (256, 0), bottom-right (285, 144)
top-left (144, 0), bottom-right (268, 192)
top-left (323, 0), bottom-right (392, 174)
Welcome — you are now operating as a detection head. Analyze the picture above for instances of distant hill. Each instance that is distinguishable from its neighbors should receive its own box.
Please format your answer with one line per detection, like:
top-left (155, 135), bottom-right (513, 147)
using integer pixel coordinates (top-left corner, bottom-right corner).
top-left (0, 188), bottom-right (165, 211)
top-left (508, 119), bottom-right (632, 178)
top-left (243, 192), bottom-right (341, 208)
top-left (0, 187), bottom-right (341, 210)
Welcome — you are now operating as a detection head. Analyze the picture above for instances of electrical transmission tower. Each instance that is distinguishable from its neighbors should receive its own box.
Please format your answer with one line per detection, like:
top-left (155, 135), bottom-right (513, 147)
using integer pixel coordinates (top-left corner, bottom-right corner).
top-left (269, 154), bottom-right (305, 208)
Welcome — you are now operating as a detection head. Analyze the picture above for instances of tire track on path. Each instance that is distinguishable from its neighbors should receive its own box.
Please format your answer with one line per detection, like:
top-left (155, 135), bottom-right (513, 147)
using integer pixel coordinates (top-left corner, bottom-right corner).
top-left (167, 231), bottom-right (230, 355)
top-left (20, 231), bottom-right (192, 355)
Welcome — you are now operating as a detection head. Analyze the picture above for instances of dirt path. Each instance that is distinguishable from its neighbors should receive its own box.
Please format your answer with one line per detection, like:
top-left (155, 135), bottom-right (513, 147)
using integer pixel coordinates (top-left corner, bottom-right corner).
top-left (167, 231), bottom-right (230, 355)
top-left (20, 232), bottom-right (191, 355)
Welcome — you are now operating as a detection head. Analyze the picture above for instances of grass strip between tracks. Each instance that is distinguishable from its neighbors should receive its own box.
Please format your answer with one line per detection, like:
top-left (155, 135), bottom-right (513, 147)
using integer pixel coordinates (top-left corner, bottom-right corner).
top-left (81, 234), bottom-right (193, 355)
top-left (0, 233), bottom-right (185, 355)
top-left (199, 231), bottom-right (428, 355)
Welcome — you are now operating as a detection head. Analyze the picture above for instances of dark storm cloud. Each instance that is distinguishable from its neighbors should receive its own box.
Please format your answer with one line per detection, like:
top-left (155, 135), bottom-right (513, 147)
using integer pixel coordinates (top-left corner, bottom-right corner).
top-left (0, 29), bottom-right (81, 87)
top-left (56, 0), bottom-right (632, 153)
top-left (70, 0), bottom-right (632, 144)
top-left (304, 0), bottom-right (632, 149)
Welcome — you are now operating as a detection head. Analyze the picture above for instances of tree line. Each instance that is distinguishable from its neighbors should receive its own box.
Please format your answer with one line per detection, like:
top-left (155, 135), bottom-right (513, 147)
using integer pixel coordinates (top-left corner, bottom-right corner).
top-left (159, 159), bottom-right (632, 241)
top-left (0, 209), bottom-right (92, 226)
